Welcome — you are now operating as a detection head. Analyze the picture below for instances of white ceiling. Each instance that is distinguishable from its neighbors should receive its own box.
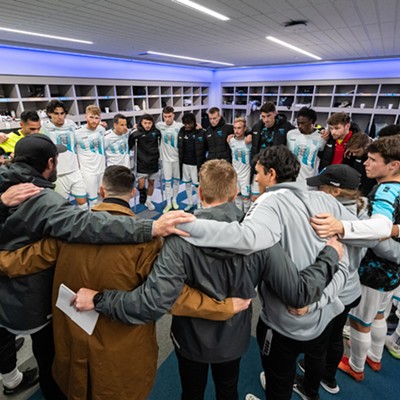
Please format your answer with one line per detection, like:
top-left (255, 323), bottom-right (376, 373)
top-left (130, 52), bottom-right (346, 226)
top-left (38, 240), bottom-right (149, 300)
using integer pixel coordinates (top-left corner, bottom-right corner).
top-left (0, 0), bottom-right (399, 68)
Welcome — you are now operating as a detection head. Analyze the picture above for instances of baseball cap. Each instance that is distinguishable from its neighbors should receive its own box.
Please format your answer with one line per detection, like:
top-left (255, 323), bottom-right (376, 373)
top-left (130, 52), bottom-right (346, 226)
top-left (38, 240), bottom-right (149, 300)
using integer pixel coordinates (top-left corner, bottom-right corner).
top-left (14, 134), bottom-right (67, 171)
top-left (306, 164), bottom-right (361, 190)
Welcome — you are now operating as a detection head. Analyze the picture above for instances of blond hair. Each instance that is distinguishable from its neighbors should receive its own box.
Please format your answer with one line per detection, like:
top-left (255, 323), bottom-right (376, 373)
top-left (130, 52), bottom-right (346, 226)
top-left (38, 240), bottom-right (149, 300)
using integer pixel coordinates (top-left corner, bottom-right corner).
top-left (234, 117), bottom-right (246, 126)
top-left (199, 160), bottom-right (237, 204)
top-left (86, 104), bottom-right (101, 116)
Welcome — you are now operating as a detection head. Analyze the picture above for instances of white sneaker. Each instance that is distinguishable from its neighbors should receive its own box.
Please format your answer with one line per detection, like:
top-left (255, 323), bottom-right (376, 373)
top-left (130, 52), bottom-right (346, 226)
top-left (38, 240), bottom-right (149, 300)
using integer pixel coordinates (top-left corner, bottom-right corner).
top-left (172, 200), bottom-right (179, 210)
top-left (385, 336), bottom-right (400, 359)
top-left (259, 371), bottom-right (265, 390)
top-left (145, 200), bottom-right (155, 211)
top-left (245, 394), bottom-right (261, 400)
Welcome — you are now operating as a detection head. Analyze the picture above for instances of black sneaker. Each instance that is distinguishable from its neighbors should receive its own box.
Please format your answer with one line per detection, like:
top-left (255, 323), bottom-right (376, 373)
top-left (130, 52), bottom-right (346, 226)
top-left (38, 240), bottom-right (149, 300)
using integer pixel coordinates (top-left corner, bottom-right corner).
top-left (15, 337), bottom-right (25, 352)
top-left (293, 375), bottom-right (320, 400)
top-left (3, 367), bottom-right (39, 396)
top-left (298, 359), bottom-right (305, 373)
top-left (320, 378), bottom-right (340, 394)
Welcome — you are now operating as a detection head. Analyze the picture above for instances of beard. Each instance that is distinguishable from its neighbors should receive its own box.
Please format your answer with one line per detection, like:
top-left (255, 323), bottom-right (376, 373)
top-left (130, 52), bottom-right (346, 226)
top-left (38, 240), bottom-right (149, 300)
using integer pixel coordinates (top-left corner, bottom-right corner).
top-left (48, 168), bottom-right (58, 183)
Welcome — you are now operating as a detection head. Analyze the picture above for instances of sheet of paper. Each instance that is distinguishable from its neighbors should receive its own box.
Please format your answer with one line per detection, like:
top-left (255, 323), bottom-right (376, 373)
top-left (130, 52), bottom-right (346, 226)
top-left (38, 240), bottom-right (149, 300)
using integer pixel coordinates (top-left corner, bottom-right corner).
top-left (55, 283), bottom-right (99, 335)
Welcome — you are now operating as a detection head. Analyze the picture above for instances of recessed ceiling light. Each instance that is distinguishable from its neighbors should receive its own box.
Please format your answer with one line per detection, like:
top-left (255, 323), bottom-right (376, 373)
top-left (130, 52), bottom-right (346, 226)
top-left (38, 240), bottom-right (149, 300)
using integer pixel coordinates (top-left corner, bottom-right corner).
top-left (266, 36), bottom-right (321, 60)
top-left (171, 0), bottom-right (229, 21)
top-left (0, 27), bottom-right (93, 44)
top-left (147, 51), bottom-right (234, 66)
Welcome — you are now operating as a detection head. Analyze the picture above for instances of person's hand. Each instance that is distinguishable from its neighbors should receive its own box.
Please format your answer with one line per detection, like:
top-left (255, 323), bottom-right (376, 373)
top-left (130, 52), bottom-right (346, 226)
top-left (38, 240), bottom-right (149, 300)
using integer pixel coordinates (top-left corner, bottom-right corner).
top-left (195, 123), bottom-right (203, 130)
top-left (288, 305), bottom-right (309, 316)
top-left (152, 211), bottom-right (195, 237)
top-left (231, 298), bottom-right (252, 314)
top-left (326, 236), bottom-right (344, 260)
top-left (72, 288), bottom-right (98, 311)
top-left (344, 147), bottom-right (365, 158)
top-left (320, 128), bottom-right (330, 140)
top-left (0, 133), bottom-right (9, 144)
top-left (244, 135), bottom-right (252, 144)
top-left (310, 213), bottom-right (344, 238)
top-left (1, 183), bottom-right (43, 207)
top-left (226, 134), bottom-right (234, 144)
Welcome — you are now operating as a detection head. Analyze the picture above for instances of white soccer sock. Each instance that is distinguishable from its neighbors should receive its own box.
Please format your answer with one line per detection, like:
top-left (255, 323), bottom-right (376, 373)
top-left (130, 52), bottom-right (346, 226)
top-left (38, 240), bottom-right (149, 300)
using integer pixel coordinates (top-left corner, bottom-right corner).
top-left (164, 182), bottom-right (172, 205)
top-left (172, 181), bottom-right (180, 202)
top-left (146, 195), bottom-right (152, 203)
top-left (185, 183), bottom-right (193, 205)
top-left (235, 196), bottom-right (243, 211)
top-left (349, 327), bottom-right (370, 372)
top-left (368, 318), bottom-right (387, 362)
top-left (2, 367), bottom-right (23, 389)
top-left (243, 198), bottom-right (251, 213)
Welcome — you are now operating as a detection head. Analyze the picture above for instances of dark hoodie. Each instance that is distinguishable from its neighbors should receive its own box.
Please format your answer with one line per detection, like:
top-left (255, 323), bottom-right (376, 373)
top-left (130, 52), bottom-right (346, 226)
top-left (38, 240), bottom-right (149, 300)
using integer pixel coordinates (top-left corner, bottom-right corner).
top-left (205, 117), bottom-right (234, 162)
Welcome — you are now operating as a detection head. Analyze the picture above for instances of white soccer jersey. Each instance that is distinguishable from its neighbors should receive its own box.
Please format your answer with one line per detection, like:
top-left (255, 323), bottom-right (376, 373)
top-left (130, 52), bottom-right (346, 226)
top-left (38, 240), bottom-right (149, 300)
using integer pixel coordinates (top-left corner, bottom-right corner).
top-left (229, 137), bottom-right (251, 181)
top-left (41, 119), bottom-right (79, 175)
top-left (104, 129), bottom-right (130, 168)
top-left (156, 120), bottom-right (183, 162)
top-left (287, 128), bottom-right (327, 181)
top-left (75, 125), bottom-right (106, 175)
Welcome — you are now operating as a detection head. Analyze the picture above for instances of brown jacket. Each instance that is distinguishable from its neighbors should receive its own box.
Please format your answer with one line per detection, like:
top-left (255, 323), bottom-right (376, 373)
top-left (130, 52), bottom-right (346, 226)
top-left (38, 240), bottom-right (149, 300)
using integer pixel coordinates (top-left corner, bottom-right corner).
top-left (52, 201), bottom-right (162, 400)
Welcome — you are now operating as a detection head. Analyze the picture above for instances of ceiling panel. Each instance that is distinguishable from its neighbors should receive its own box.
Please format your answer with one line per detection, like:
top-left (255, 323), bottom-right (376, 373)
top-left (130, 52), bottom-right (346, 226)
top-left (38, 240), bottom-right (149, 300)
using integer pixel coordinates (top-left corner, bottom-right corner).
top-left (0, 0), bottom-right (398, 68)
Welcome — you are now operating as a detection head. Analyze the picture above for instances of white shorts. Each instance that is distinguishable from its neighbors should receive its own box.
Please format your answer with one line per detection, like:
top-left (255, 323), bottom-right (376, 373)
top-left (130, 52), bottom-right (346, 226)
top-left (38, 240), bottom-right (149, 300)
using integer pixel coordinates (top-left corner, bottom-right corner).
top-left (137, 172), bottom-right (158, 181)
top-left (182, 164), bottom-right (198, 186)
top-left (237, 174), bottom-right (251, 198)
top-left (82, 173), bottom-right (103, 202)
top-left (162, 161), bottom-right (180, 182)
top-left (348, 284), bottom-right (396, 327)
top-left (55, 170), bottom-right (87, 199)
top-left (251, 176), bottom-right (260, 196)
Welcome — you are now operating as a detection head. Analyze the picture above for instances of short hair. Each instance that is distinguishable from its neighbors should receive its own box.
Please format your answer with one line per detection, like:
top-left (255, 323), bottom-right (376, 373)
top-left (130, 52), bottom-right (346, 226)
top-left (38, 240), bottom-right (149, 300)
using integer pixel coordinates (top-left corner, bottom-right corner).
top-left (260, 101), bottom-right (276, 114)
top-left (367, 135), bottom-right (400, 163)
top-left (256, 145), bottom-right (300, 182)
top-left (102, 165), bottom-right (135, 196)
top-left (327, 112), bottom-right (350, 126)
top-left (86, 104), bottom-right (101, 116)
top-left (162, 106), bottom-right (174, 114)
top-left (234, 117), bottom-right (246, 126)
top-left (296, 107), bottom-right (317, 124)
top-left (140, 114), bottom-right (154, 123)
top-left (207, 107), bottom-right (220, 115)
top-left (113, 113), bottom-right (127, 124)
top-left (20, 110), bottom-right (40, 123)
top-left (46, 100), bottom-right (67, 115)
top-left (199, 160), bottom-right (237, 204)
top-left (182, 113), bottom-right (196, 125)
top-left (378, 124), bottom-right (400, 138)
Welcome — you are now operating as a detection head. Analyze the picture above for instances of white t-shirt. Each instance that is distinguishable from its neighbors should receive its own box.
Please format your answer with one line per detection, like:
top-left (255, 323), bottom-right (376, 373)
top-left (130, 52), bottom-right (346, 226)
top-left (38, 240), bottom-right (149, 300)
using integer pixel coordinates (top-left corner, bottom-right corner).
top-left (287, 128), bottom-right (326, 181)
top-left (41, 119), bottom-right (79, 176)
top-left (156, 120), bottom-right (183, 162)
top-left (75, 125), bottom-right (106, 175)
top-left (229, 137), bottom-right (251, 181)
top-left (104, 129), bottom-right (130, 168)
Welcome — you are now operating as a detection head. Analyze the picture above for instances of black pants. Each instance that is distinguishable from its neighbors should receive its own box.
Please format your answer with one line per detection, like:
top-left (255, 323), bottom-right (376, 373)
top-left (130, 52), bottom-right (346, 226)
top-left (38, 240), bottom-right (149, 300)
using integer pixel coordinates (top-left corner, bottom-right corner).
top-left (320, 296), bottom-right (361, 382)
top-left (176, 352), bottom-right (241, 400)
top-left (0, 327), bottom-right (17, 374)
top-left (256, 318), bottom-right (333, 400)
top-left (31, 323), bottom-right (66, 400)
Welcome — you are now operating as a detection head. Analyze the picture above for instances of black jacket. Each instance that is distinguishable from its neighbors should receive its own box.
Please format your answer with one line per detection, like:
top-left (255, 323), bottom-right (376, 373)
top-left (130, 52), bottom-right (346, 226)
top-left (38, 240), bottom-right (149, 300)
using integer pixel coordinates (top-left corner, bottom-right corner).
top-left (129, 124), bottom-right (161, 174)
top-left (96, 202), bottom-right (339, 363)
top-left (178, 127), bottom-right (206, 174)
top-left (205, 117), bottom-right (233, 162)
top-left (0, 163), bottom-right (153, 331)
top-left (251, 113), bottom-right (294, 158)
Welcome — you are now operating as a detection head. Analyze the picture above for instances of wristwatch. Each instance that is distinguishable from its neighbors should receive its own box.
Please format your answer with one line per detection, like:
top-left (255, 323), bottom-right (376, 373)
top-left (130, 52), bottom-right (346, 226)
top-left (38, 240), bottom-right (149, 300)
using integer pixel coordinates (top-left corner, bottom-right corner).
top-left (93, 292), bottom-right (104, 307)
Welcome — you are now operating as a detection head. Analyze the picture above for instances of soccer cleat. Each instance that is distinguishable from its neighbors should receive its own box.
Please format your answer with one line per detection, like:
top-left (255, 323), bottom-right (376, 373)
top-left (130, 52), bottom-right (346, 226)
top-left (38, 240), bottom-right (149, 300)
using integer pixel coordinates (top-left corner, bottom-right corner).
top-left (245, 394), bottom-right (261, 400)
top-left (260, 371), bottom-right (266, 390)
top-left (163, 203), bottom-right (172, 214)
top-left (3, 367), bottom-right (39, 396)
top-left (145, 200), bottom-right (155, 211)
top-left (293, 375), bottom-right (320, 400)
top-left (338, 356), bottom-right (364, 381)
top-left (172, 200), bottom-right (179, 210)
top-left (366, 356), bottom-right (382, 371)
top-left (385, 336), bottom-right (400, 359)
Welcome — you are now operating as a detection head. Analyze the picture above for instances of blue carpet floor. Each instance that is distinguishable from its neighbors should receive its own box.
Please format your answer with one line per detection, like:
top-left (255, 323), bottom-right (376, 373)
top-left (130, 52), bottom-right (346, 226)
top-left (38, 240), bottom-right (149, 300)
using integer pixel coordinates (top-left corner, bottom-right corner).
top-left (29, 336), bottom-right (399, 400)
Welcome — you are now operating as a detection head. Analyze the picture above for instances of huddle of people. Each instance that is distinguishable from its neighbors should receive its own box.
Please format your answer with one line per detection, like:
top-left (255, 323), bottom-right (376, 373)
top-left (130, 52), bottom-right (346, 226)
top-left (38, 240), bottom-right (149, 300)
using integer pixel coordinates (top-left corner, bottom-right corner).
top-left (0, 98), bottom-right (399, 400)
